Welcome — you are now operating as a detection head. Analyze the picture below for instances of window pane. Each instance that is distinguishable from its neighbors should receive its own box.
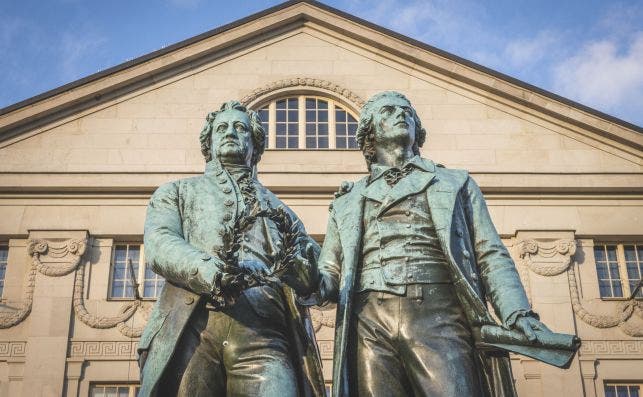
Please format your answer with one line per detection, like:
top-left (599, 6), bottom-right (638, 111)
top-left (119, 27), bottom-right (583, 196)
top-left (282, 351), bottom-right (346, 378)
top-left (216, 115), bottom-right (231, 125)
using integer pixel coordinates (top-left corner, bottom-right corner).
top-left (348, 137), bottom-right (358, 148)
top-left (288, 110), bottom-right (298, 122)
top-left (605, 386), bottom-right (616, 397)
top-left (631, 386), bottom-right (640, 397)
top-left (276, 137), bottom-right (286, 148)
top-left (335, 109), bottom-right (346, 122)
top-left (306, 98), bottom-right (315, 109)
top-left (306, 110), bottom-right (316, 122)
top-left (336, 138), bottom-right (346, 149)
top-left (276, 110), bottom-right (286, 123)
top-left (287, 98), bottom-right (297, 108)
top-left (607, 246), bottom-right (618, 261)
top-left (276, 99), bottom-right (286, 109)
top-left (336, 124), bottom-right (346, 134)
top-left (118, 387), bottom-right (129, 397)
top-left (624, 245), bottom-right (637, 262)
top-left (306, 124), bottom-right (316, 135)
top-left (105, 387), bottom-right (118, 397)
top-left (613, 280), bottom-right (623, 297)
top-left (306, 137), bottom-right (317, 148)
top-left (616, 386), bottom-right (629, 397)
top-left (318, 110), bottom-right (328, 122)
top-left (599, 280), bottom-right (612, 298)
top-left (609, 263), bottom-right (620, 279)
top-left (288, 137), bottom-right (298, 148)
top-left (318, 100), bottom-right (328, 109)
top-left (318, 136), bottom-right (328, 148)
top-left (596, 263), bottom-right (608, 279)
top-left (348, 123), bottom-right (357, 134)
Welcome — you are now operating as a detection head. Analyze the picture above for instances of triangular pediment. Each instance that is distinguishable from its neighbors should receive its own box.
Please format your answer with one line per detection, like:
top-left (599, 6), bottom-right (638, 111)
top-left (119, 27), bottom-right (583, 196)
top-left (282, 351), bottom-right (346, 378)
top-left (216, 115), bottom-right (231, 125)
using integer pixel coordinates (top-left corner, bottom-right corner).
top-left (0, 0), bottom-right (640, 191)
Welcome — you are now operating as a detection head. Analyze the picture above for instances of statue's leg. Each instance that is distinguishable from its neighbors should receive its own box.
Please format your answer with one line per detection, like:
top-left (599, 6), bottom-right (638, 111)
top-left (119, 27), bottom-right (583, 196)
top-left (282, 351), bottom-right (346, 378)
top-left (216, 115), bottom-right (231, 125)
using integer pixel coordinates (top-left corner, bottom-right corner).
top-left (398, 284), bottom-right (481, 397)
top-left (353, 291), bottom-right (413, 397)
top-left (174, 307), bottom-right (228, 396)
top-left (223, 294), bottom-right (298, 397)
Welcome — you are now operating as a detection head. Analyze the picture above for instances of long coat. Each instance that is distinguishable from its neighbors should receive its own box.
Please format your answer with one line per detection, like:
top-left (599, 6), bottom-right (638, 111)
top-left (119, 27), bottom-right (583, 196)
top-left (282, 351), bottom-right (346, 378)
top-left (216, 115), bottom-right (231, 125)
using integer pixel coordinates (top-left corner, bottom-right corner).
top-left (318, 157), bottom-right (534, 397)
top-left (137, 160), bottom-right (325, 397)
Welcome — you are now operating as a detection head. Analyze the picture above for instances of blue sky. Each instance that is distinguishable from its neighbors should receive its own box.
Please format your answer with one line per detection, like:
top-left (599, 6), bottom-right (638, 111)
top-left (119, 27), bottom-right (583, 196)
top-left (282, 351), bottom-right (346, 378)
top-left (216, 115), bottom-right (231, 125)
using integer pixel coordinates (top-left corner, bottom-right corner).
top-left (1, 0), bottom-right (642, 127)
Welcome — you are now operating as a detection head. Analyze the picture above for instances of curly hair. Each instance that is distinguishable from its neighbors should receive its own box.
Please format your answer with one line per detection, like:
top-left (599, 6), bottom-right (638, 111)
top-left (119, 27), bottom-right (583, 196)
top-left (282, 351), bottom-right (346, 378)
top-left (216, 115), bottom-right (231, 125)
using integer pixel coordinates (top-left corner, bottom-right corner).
top-left (355, 91), bottom-right (426, 170)
top-left (199, 101), bottom-right (266, 166)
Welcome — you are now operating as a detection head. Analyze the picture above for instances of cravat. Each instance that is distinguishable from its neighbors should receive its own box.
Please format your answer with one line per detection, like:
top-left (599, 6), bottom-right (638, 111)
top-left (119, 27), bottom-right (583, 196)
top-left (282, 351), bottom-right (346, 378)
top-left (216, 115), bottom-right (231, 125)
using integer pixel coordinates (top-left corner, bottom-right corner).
top-left (382, 164), bottom-right (414, 186)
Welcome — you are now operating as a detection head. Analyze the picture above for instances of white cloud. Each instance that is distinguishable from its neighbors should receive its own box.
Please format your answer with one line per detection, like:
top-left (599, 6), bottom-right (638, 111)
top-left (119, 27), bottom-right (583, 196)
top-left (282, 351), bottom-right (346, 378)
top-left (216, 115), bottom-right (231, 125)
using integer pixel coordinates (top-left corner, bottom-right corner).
top-left (60, 28), bottom-right (108, 80)
top-left (553, 31), bottom-right (643, 121)
top-left (504, 30), bottom-right (560, 68)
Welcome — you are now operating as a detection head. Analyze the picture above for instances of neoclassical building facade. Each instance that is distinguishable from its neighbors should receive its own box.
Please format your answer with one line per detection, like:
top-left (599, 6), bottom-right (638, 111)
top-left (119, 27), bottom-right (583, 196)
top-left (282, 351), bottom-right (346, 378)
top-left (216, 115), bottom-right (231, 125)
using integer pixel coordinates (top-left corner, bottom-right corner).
top-left (0, 1), bottom-right (641, 396)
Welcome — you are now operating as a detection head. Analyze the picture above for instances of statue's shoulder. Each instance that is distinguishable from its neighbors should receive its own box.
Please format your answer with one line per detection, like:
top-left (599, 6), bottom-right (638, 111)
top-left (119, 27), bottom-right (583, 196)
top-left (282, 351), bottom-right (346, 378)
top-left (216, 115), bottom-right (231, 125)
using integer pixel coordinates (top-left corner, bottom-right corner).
top-left (426, 160), bottom-right (470, 186)
top-left (328, 177), bottom-right (367, 212)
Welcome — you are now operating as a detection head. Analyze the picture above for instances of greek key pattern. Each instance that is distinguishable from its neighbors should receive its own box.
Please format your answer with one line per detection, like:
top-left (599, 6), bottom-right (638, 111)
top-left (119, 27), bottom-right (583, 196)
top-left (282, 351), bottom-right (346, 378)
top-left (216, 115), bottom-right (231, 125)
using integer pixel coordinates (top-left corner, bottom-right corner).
top-left (317, 340), bottom-right (334, 360)
top-left (579, 340), bottom-right (643, 356)
top-left (0, 341), bottom-right (27, 358)
top-left (68, 341), bottom-right (138, 359)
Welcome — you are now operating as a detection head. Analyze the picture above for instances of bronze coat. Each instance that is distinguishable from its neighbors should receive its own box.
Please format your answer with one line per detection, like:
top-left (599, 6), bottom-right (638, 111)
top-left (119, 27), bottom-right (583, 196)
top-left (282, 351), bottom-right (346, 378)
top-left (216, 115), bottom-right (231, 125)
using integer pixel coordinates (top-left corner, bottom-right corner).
top-left (137, 161), bottom-right (325, 397)
top-left (319, 158), bottom-right (532, 397)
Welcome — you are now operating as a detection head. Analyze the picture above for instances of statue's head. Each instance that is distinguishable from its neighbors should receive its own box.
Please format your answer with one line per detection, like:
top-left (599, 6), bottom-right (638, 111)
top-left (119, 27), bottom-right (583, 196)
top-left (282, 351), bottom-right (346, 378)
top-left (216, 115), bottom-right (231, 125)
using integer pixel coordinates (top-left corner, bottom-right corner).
top-left (356, 91), bottom-right (426, 170)
top-left (199, 101), bottom-right (266, 167)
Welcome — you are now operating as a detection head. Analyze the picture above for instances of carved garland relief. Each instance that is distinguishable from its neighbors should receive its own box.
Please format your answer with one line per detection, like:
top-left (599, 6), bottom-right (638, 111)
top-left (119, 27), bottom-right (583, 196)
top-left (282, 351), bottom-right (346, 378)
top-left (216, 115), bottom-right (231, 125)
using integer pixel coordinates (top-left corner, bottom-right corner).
top-left (518, 238), bottom-right (642, 337)
top-left (0, 237), bottom-right (151, 338)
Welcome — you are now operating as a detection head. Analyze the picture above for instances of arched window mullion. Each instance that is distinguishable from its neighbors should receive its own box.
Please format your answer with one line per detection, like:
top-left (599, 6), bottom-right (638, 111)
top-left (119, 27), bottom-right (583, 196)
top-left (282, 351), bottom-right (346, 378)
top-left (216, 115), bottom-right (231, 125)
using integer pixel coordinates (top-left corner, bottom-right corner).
top-left (328, 101), bottom-right (336, 149)
top-left (298, 96), bottom-right (306, 149)
top-left (268, 101), bottom-right (276, 149)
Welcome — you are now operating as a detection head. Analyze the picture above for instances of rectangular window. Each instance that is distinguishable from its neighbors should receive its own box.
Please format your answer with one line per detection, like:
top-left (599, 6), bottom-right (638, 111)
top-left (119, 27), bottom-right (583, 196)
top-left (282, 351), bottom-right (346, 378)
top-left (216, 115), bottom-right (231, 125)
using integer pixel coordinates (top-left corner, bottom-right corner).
top-left (604, 383), bottom-right (641, 397)
top-left (90, 384), bottom-right (139, 397)
top-left (0, 244), bottom-right (7, 299)
top-left (275, 98), bottom-right (298, 149)
top-left (110, 244), bottom-right (164, 300)
top-left (594, 243), bottom-right (643, 299)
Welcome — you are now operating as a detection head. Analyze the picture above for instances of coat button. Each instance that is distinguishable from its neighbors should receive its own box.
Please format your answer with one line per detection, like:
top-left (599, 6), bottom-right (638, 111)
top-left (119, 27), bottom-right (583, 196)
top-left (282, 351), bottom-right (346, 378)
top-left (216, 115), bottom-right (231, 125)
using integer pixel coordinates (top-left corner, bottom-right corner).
top-left (373, 203), bottom-right (380, 208)
top-left (222, 341), bottom-right (229, 347)
top-left (406, 224), bottom-right (411, 228)
top-left (201, 254), bottom-right (211, 261)
top-left (224, 199), bottom-right (234, 206)
top-left (223, 213), bottom-right (232, 221)
top-left (184, 296), bottom-right (195, 305)
top-left (471, 273), bottom-right (478, 281)
top-left (218, 178), bottom-right (227, 184)
top-left (190, 268), bottom-right (199, 275)
top-left (405, 210), bottom-right (411, 216)
top-left (222, 187), bottom-right (232, 194)
top-left (456, 228), bottom-right (463, 237)
top-left (243, 247), bottom-right (249, 253)
top-left (218, 229), bottom-right (225, 236)
top-left (463, 250), bottom-right (470, 259)
top-left (408, 274), bottom-right (414, 279)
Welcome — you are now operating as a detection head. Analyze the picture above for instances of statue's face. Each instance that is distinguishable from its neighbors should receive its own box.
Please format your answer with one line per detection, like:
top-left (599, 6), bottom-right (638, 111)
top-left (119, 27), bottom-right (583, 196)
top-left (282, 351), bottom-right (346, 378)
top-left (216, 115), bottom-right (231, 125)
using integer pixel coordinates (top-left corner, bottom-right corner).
top-left (211, 109), bottom-right (254, 166)
top-left (371, 95), bottom-right (416, 149)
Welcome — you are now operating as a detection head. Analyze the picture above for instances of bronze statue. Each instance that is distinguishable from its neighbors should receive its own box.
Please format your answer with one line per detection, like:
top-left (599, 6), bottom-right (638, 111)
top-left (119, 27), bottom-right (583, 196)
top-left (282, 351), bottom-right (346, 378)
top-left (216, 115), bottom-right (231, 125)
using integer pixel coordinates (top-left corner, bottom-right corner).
top-left (312, 91), bottom-right (579, 397)
top-left (137, 101), bottom-right (325, 397)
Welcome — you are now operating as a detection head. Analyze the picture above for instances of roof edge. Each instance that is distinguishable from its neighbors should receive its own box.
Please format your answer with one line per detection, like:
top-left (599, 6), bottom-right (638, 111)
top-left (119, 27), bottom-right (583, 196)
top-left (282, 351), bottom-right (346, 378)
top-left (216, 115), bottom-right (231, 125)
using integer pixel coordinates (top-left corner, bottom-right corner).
top-left (0, 0), bottom-right (641, 136)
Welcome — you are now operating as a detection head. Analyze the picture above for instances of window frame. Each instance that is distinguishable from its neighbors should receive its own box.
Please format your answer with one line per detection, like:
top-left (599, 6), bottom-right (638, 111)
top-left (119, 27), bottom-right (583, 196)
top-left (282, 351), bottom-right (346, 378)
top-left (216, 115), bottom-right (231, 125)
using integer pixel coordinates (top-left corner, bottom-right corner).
top-left (108, 243), bottom-right (163, 301)
top-left (256, 95), bottom-right (359, 150)
top-left (604, 381), bottom-right (642, 397)
top-left (594, 242), bottom-right (643, 300)
top-left (89, 383), bottom-right (139, 397)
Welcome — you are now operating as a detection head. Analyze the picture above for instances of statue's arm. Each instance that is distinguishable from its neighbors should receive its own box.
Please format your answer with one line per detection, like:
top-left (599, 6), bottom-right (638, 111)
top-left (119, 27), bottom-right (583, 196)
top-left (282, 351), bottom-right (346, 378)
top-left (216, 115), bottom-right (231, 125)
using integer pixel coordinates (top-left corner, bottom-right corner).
top-left (316, 209), bottom-right (342, 303)
top-left (462, 176), bottom-right (534, 327)
top-left (144, 182), bottom-right (224, 295)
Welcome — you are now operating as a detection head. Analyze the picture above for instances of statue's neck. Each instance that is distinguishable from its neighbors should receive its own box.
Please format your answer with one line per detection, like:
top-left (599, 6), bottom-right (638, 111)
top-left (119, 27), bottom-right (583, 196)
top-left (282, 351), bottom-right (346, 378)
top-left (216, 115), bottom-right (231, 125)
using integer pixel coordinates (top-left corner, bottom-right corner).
top-left (374, 145), bottom-right (414, 168)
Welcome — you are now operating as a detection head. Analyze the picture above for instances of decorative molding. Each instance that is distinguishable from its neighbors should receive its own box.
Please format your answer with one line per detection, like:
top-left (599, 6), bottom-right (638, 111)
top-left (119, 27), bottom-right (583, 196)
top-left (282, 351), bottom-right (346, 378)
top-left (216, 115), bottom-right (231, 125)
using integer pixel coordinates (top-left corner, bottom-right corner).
top-left (0, 237), bottom-right (88, 329)
top-left (0, 235), bottom-right (150, 338)
top-left (240, 78), bottom-right (365, 110)
top-left (68, 341), bottom-right (138, 359)
top-left (317, 340), bottom-right (334, 360)
top-left (0, 341), bottom-right (27, 358)
top-left (519, 239), bottom-right (576, 276)
top-left (28, 238), bottom-right (87, 277)
top-left (310, 306), bottom-right (336, 332)
top-left (568, 263), bottom-right (642, 337)
top-left (579, 340), bottom-right (643, 356)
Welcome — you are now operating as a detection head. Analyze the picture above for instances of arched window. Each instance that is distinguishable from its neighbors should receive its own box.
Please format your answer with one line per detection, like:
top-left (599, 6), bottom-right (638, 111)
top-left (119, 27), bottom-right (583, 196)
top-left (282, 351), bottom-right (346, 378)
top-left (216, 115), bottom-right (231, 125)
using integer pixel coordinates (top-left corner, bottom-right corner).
top-left (256, 96), bottom-right (358, 149)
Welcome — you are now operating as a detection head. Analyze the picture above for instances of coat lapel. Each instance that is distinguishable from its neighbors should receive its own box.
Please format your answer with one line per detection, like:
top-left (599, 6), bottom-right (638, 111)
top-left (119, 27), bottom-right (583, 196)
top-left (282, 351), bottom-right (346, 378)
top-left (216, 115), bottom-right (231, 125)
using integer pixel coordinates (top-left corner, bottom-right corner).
top-left (379, 169), bottom-right (435, 215)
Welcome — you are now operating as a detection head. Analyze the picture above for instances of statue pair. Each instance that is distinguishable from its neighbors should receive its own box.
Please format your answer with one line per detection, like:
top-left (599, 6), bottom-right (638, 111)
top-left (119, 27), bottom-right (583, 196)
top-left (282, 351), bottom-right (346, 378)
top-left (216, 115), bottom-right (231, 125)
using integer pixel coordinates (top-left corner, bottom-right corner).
top-left (137, 92), bottom-right (579, 397)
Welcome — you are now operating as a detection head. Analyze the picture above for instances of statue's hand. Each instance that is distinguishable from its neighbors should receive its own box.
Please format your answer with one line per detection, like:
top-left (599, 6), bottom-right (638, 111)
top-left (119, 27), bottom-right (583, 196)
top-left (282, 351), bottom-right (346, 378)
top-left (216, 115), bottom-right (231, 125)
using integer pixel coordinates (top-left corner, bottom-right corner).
top-left (513, 316), bottom-right (552, 343)
top-left (279, 242), bottom-right (319, 297)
